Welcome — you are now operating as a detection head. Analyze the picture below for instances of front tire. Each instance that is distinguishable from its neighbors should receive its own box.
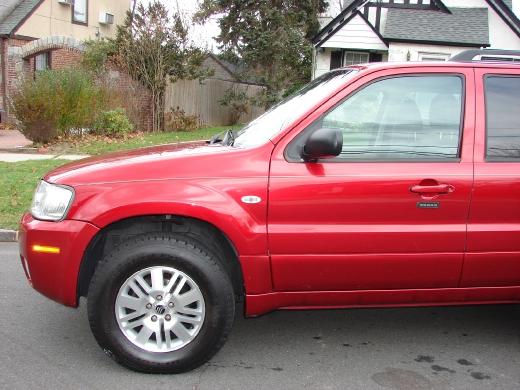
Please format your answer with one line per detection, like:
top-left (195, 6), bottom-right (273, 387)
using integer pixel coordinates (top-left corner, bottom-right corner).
top-left (87, 233), bottom-right (235, 373)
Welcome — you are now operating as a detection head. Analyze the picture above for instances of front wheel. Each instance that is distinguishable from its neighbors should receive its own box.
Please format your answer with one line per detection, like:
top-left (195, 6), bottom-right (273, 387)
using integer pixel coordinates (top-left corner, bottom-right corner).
top-left (87, 233), bottom-right (235, 373)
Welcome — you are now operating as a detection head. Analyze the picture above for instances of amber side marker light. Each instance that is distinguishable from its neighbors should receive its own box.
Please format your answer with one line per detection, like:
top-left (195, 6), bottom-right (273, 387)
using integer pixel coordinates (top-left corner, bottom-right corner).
top-left (32, 245), bottom-right (61, 254)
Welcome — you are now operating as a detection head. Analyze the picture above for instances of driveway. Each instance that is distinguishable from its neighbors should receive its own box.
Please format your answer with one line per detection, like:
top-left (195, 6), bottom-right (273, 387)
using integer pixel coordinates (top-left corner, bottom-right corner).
top-left (1, 242), bottom-right (519, 390)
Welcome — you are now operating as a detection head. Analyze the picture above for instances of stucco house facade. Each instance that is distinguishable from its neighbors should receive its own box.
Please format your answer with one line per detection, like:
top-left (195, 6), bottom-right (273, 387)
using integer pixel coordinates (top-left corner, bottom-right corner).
top-left (313, 0), bottom-right (520, 78)
top-left (0, 0), bottom-right (130, 122)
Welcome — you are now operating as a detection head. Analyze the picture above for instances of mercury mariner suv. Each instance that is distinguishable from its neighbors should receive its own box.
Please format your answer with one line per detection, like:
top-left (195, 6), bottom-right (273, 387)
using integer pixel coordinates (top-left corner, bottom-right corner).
top-left (19, 49), bottom-right (520, 373)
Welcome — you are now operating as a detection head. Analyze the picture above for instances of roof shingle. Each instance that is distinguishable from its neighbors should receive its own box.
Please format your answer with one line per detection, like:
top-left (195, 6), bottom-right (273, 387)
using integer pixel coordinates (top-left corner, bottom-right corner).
top-left (383, 7), bottom-right (490, 46)
top-left (0, 0), bottom-right (41, 36)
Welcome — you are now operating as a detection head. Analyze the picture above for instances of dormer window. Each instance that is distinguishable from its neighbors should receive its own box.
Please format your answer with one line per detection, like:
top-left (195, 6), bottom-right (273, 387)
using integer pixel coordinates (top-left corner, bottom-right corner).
top-left (72, 0), bottom-right (88, 25)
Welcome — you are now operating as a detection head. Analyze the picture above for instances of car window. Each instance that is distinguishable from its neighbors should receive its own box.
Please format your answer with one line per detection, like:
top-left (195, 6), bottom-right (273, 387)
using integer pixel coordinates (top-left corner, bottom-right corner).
top-left (233, 69), bottom-right (357, 148)
top-left (310, 75), bottom-right (464, 161)
top-left (485, 76), bottom-right (520, 161)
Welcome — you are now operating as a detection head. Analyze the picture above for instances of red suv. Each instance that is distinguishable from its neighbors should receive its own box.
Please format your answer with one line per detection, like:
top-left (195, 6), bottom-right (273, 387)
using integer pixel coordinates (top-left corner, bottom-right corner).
top-left (19, 49), bottom-right (520, 373)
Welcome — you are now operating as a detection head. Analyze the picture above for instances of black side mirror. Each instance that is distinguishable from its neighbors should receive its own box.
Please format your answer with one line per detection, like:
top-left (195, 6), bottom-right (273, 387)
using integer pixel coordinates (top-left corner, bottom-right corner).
top-left (301, 128), bottom-right (343, 161)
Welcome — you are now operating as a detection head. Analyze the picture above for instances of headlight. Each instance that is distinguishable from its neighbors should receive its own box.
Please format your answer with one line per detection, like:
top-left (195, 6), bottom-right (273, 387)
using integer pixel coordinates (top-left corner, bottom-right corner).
top-left (31, 181), bottom-right (74, 221)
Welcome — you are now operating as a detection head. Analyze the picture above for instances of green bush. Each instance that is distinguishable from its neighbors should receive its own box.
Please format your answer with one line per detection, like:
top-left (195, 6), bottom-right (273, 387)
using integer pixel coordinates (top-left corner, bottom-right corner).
top-left (81, 39), bottom-right (117, 74)
top-left (10, 69), bottom-right (106, 143)
top-left (93, 108), bottom-right (133, 136)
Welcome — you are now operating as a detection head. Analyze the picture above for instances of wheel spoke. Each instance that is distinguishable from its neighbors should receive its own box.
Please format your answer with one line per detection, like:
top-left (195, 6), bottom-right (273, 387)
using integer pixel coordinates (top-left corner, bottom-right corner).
top-left (164, 271), bottom-right (179, 293)
top-left (155, 320), bottom-right (164, 349)
top-left (134, 275), bottom-right (152, 294)
top-left (150, 268), bottom-right (164, 291)
top-left (127, 280), bottom-right (145, 298)
top-left (172, 276), bottom-right (187, 296)
top-left (176, 289), bottom-right (200, 308)
top-left (175, 313), bottom-right (202, 325)
top-left (135, 325), bottom-right (154, 344)
top-left (122, 317), bottom-right (145, 330)
top-left (119, 310), bottom-right (146, 323)
top-left (164, 327), bottom-right (173, 349)
top-left (118, 295), bottom-right (143, 311)
top-left (175, 306), bottom-right (202, 316)
top-left (171, 320), bottom-right (191, 342)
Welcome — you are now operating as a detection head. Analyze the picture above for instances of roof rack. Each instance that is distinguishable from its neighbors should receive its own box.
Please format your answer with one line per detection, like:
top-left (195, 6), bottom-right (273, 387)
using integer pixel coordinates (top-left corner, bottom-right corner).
top-left (450, 49), bottom-right (520, 63)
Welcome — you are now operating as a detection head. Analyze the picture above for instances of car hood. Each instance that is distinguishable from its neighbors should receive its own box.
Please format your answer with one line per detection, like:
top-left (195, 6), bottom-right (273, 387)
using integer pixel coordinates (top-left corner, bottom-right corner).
top-left (45, 141), bottom-right (271, 186)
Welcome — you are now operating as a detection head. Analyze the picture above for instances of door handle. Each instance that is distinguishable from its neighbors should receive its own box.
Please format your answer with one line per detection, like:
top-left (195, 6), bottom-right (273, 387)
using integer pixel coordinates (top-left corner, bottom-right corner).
top-left (410, 184), bottom-right (454, 194)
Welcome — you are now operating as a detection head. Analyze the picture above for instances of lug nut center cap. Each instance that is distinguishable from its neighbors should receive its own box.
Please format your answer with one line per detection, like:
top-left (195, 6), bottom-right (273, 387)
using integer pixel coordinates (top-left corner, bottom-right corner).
top-left (155, 305), bottom-right (166, 315)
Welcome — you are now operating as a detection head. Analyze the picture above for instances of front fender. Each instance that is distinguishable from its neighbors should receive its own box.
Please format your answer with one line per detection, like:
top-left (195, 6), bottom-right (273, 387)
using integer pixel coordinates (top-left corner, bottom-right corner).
top-left (67, 178), bottom-right (268, 255)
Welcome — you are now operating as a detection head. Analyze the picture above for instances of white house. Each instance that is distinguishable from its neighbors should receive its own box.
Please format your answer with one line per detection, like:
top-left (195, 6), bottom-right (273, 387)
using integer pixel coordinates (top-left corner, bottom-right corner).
top-left (313, 0), bottom-right (520, 78)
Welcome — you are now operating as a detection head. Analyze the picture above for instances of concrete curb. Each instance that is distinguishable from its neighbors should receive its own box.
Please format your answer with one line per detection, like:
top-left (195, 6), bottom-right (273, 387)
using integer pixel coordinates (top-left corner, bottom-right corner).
top-left (0, 229), bottom-right (18, 242)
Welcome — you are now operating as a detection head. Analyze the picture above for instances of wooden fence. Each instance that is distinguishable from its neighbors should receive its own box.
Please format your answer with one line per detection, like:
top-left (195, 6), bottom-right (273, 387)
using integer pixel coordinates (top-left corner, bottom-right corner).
top-left (165, 78), bottom-right (265, 126)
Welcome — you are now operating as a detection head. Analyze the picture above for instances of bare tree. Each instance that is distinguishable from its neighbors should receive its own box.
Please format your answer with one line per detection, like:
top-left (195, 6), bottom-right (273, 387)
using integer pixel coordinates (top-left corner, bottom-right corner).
top-left (116, 1), bottom-right (209, 131)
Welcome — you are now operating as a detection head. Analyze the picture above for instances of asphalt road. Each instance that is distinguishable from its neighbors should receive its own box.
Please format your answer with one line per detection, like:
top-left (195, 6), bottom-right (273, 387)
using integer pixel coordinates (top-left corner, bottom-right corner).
top-left (1, 242), bottom-right (520, 390)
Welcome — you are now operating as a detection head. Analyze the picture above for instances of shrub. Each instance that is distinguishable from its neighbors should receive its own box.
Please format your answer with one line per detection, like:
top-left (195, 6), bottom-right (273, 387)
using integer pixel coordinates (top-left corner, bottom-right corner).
top-left (81, 39), bottom-right (118, 75)
top-left (93, 108), bottom-right (133, 136)
top-left (11, 69), bottom-right (107, 143)
top-left (164, 107), bottom-right (199, 132)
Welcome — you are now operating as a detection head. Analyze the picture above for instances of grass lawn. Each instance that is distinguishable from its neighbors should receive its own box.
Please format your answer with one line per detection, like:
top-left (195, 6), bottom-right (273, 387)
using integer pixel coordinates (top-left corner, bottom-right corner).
top-left (46, 126), bottom-right (236, 156)
top-left (0, 160), bottom-right (69, 230)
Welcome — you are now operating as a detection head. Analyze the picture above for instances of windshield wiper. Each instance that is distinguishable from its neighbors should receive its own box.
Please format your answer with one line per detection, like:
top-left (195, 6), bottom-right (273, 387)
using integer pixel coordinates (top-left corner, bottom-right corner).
top-left (208, 129), bottom-right (235, 146)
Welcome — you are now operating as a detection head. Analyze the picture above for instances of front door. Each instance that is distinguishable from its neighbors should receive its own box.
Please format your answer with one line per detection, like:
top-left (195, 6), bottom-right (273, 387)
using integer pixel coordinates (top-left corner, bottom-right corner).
top-left (268, 67), bottom-right (475, 292)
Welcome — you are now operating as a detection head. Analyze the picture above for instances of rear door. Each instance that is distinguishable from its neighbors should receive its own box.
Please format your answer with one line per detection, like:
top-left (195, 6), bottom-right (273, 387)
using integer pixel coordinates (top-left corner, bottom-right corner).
top-left (268, 66), bottom-right (475, 292)
top-left (461, 67), bottom-right (520, 287)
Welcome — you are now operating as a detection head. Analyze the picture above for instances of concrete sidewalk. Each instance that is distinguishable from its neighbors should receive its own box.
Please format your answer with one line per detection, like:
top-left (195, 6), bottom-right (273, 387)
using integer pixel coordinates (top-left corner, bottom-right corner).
top-left (0, 130), bottom-right (89, 161)
top-left (0, 129), bottom-right (32, 149)
top-left (0, 153), bottom-right (89, 162)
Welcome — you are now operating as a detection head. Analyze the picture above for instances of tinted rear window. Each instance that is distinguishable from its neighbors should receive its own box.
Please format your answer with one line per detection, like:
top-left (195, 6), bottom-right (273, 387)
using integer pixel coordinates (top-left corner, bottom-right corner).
top-left (485, 76), bottom-right (520, 161)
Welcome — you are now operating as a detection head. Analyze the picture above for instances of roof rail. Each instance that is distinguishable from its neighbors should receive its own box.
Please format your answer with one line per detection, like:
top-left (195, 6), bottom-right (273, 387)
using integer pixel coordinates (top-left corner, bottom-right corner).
top-left (450, 49), bottom-right (520, 63)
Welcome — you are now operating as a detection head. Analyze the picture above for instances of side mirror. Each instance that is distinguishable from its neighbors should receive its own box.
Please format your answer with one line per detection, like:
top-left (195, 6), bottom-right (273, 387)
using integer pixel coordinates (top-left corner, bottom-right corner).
top-left (301, 128), bottom-right (343, 161)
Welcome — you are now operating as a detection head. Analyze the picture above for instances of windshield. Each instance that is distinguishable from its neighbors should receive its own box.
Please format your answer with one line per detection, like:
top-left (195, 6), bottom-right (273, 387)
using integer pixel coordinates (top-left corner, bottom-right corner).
top-left (233, 69), bottom-right (357, 147)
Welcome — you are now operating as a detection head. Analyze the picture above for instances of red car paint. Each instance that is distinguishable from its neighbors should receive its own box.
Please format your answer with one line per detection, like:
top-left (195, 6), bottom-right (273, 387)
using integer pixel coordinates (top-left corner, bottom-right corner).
top-left (19, 62), bottom-right (520, 316)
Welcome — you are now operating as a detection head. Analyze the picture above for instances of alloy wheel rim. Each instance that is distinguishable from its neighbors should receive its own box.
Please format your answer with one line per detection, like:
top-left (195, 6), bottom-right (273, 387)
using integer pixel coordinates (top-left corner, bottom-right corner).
top-left (115, 266), bottom-right (205, 353)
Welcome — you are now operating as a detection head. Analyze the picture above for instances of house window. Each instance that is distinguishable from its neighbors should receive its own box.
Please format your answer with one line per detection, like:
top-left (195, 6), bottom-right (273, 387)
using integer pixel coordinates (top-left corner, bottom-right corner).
top-left (418, 52), bottom-right (449, 62)
top-left (344, 51), bottom-right (369, 66)
top-left (35, 52), bottom-right (50, 72)
top-left (72, 0), bottom-right (88, 24)
top-left (330, 51), bottom-right (343, 70)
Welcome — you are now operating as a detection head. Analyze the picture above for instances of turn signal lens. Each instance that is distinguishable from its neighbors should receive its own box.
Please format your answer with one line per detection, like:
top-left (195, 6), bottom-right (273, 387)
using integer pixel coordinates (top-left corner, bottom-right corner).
top-left (32, 245), bottom-right (61, 254)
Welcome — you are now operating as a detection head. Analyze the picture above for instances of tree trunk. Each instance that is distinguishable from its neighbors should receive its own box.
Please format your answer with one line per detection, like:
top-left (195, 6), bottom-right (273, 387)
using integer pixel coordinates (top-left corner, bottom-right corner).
top-left (150, 87), bottom-right (165, 132)
top-left (156, 88), bottom-right (165, 132)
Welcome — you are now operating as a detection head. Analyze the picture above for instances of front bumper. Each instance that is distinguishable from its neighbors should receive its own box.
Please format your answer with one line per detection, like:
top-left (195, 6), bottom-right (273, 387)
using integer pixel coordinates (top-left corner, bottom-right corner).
top-left (19, 213), bottom-right (99, 307)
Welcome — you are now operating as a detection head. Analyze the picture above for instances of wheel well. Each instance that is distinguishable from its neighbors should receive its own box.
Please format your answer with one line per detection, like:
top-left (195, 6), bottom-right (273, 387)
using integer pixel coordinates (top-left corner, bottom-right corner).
top-left (78, 215), bottom-right (244, 301)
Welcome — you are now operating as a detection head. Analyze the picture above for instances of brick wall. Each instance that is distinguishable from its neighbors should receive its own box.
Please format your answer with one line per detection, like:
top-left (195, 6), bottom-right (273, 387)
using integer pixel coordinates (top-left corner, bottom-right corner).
top-left (2, 38), bottom-right (33, 122)
top-left (50, 48), bottom-right (82, 69)
top-left (100, 64), bottom-right (153, 131)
